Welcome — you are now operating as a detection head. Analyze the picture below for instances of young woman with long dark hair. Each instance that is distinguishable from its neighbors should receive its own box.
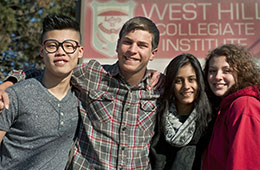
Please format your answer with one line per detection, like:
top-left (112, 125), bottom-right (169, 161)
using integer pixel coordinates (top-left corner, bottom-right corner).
top-left (151, 53), bottom-right (213, 170)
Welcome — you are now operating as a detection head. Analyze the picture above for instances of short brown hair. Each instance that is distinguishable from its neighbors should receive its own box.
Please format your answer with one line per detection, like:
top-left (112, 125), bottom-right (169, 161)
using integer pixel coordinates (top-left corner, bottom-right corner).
top-left (118, 16), bottom-right (159, 50)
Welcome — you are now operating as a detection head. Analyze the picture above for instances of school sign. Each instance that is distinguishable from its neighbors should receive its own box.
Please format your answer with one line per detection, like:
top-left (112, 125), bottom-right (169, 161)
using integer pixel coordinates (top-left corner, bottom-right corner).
top-left (80, 0), bottom-right (260, 59)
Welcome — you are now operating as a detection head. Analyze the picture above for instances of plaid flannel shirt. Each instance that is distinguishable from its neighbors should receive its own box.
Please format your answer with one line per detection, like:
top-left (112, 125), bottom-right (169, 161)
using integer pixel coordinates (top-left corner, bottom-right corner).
top-left (7, 60), bottom-right (160, 170)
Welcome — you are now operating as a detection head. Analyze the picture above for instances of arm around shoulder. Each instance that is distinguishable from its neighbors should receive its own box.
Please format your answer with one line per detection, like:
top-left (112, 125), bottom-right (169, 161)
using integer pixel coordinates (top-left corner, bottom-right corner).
top-left (0, 130), bottom-right (6, 143)
top-left (0, 79), bottom-right (15, 111)
top-left (0, 77), bottom-right (16, 90)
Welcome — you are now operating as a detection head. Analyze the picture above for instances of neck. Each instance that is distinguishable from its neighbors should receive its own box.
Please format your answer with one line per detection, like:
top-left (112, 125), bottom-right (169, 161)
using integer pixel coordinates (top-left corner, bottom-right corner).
top-left (42, 70), bottom-right (72, 100)
top-left (176, 102), bottom-right (194, 116)
top-left (120, 69), bottom-right (146, 87)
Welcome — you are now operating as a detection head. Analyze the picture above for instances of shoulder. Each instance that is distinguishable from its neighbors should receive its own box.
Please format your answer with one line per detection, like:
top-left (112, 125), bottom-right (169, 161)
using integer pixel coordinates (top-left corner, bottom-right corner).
top-left (231, 95), bottom-right (260, 109)
top-left (13, 78), bottom-right (40, 87)
top-left (74, 60), bottom-right (105, 73)
top-left (72, 60), bottom-right (114, 80)
top-left (228, 95), bottom-right (260, 121)
top-left (8, 78), bottom-right (42, 94)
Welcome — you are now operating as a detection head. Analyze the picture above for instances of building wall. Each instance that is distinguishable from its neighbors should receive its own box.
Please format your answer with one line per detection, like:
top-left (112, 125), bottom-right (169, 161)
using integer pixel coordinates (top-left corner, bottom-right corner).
top-left (83, 58), bottom-right (205, 73)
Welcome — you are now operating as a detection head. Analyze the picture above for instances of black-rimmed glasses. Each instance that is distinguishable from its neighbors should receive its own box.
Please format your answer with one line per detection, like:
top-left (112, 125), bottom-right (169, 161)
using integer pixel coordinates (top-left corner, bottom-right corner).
top-left (43, 39), bottom-right (80, 54)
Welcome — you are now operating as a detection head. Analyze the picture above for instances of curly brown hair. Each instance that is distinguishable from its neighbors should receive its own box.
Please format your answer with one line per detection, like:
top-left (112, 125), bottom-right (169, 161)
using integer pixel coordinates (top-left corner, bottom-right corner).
top-left (204, 44), bottom-right (260, 98)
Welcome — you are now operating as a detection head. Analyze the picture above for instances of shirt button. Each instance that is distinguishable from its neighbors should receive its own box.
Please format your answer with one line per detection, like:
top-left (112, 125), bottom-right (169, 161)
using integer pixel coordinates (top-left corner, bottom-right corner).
top-left (122, 147), bottom-right (125, 150)
top-left (58, 104), bottom-right (60, 107)
top-left (60, 121), bottom-right (64, 125)
top-left (122, 127), bottom-right (127, 131)
top-left (126, 108), bottom-right (130, 111)
top-left (60, 112), bottom-right (64, 116)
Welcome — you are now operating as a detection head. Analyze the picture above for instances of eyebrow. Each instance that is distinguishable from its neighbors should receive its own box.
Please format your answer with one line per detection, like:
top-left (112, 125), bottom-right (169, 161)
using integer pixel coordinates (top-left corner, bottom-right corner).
top-left (176, 75), bottom-right (196, 78)
top-left (123, 36), bottom-right (150, 45)
top-left (209, 65), bottom-right (230, 69)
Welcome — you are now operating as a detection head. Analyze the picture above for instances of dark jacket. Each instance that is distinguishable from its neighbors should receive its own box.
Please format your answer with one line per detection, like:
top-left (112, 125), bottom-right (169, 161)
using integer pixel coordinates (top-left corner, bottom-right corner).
top-left (150, 114), bottom-right (214, 170)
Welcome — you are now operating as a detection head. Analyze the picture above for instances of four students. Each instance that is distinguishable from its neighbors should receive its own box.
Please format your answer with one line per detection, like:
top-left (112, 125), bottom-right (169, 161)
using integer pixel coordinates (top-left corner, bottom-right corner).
top-left (0, 14), bottom-right (260, 170)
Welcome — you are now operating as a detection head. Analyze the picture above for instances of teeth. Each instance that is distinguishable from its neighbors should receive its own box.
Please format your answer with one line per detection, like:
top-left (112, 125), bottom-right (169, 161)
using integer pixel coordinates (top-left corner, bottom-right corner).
top-left (125, 56), bottom-right (138, 61)
top-left (215, 84), bottom-right (225, 87)
top-left (55, 60), bottom-right (65, 64)
top-left (182, 92), bottom-right (193, 96)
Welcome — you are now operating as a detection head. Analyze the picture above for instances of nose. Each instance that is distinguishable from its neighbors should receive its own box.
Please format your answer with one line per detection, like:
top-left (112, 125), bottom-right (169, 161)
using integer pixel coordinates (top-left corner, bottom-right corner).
top-left (183, 80), bottom-right (191, 89)
top-left (56, 45), bottom-right (66, 55)
top-left (128, 43), bottom-right (138, 53)
top-left (215, 70), bottom-right (223, 80)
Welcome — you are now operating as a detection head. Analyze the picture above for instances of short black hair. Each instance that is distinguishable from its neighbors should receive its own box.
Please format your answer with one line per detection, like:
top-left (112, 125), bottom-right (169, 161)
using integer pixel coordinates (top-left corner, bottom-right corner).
top-left (40, 14), bottom-right (80, 43)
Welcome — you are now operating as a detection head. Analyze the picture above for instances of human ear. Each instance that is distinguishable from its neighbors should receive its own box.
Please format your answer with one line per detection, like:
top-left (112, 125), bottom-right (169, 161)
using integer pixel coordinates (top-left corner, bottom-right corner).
top-left (39, 45), bottom-right (44, 58)
top-left (78, 46), bottom-right (84, 58)
top-left (149, 48), bottom-right (158, 61)
top-left (116, 39), bottom-right (120, 53)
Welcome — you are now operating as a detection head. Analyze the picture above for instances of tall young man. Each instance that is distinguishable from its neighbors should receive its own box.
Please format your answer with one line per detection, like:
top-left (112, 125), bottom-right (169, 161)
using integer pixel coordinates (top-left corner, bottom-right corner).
top-left (1, 16), bottom-right (160, 169)
top-left (68, 16), bottom-right (160, 170)
top-left (0, 14), bottom-right (83, 169)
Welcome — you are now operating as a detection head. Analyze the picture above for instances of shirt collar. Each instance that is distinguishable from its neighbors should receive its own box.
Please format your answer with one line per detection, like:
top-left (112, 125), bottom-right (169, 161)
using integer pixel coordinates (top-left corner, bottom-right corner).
top-left (109, 61), bottom-right (120, 77)
top-left (108, 61), bottom-right (151, 89)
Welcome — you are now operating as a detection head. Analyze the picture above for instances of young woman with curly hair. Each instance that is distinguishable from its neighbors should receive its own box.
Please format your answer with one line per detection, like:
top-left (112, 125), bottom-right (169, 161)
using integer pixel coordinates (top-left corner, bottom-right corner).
top-left (202, 44), bottom-right (260, 170)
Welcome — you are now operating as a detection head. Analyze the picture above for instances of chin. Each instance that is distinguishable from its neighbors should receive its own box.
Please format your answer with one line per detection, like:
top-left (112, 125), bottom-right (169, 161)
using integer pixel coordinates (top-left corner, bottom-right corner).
top-left (182, 100), bottom-right (194, 105)
top-left (122, 66), bottom-right (138, 73)
top-left (55, 71), bottom-right (72, 77)
top-left (214, 92), bottom-right (226, 97)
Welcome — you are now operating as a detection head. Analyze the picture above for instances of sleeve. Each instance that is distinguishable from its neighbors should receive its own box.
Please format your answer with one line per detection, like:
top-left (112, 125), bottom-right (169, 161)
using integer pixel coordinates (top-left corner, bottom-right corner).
top-left (71, 63), bottom-right (88, 81)
top-left (226, 96), bottom-right (260, 170)
top-left (71, 62), bottom-right (89, 89)
top-left (4, 68), bottom-right (44, 83)
top-left (0, 87), bottom-right (19, 132)
top-left (71, 60), bottom-right (102, 87)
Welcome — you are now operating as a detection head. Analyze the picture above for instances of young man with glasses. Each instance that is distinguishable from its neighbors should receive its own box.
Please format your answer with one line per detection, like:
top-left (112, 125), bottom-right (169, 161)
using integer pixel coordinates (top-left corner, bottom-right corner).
top-left (0, 14), bottom-right (83, 169)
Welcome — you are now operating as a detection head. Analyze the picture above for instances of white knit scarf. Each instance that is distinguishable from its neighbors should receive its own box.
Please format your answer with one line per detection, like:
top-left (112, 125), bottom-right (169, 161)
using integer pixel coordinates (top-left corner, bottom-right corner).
top-left (162, 100), bottom-right (198, 147)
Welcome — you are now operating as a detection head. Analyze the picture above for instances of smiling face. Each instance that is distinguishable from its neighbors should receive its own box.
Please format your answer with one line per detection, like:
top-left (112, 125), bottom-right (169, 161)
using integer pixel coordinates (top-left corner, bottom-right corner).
top-left (207, 55), bottom-right (236, 97)
top-left (40, 29), bottom-right (83, 78)
top-left (116, 29), bottom-right (157, 81)
top-left (174, 63), bottom-right (198, 108)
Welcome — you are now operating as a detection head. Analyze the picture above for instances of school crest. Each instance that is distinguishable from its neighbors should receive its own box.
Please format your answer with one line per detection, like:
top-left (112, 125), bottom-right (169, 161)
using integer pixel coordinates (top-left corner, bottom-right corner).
top-left (91, 0), bottom-right (135, 57)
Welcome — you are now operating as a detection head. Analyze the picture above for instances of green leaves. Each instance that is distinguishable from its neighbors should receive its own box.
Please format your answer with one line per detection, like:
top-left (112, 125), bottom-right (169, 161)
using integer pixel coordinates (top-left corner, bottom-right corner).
top-left (0, 0), bottom-right (76, 81)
